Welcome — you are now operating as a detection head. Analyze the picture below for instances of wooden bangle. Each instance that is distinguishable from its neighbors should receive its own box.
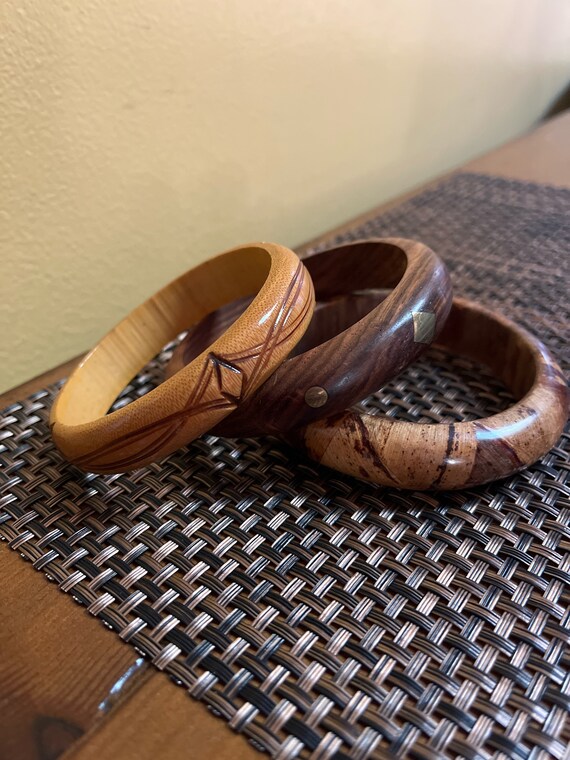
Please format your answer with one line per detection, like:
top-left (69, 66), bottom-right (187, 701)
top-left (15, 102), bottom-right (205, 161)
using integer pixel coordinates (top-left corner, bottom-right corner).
top-left (166, 238), bottom-right (453, 436)
top-left (291, 295), bottom-right (568, 490)
top-left (50, 243), bottom-right (315, 473)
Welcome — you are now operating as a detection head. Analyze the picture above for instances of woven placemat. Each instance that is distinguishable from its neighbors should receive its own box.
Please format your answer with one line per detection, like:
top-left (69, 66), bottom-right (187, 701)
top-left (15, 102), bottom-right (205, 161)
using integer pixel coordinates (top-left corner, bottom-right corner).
top-left (1, 173), bottom-right (569, 760)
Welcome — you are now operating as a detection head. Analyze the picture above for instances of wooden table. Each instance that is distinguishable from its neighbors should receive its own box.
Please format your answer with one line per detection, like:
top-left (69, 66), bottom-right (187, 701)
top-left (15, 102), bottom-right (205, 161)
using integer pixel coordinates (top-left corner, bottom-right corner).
top-left (1, 111), bottom-right (569, 760)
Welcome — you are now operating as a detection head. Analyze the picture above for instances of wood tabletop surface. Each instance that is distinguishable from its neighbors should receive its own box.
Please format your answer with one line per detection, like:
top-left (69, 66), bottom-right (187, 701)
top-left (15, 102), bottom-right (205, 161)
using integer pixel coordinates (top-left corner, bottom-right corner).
top-left (1, 110), bottom-right (569, 760)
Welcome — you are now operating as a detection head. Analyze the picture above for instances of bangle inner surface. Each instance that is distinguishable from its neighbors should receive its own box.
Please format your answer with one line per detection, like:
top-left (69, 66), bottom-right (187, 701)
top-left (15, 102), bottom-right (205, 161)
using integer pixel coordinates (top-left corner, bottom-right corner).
top-left (56, 247), bottom-right (272, 426)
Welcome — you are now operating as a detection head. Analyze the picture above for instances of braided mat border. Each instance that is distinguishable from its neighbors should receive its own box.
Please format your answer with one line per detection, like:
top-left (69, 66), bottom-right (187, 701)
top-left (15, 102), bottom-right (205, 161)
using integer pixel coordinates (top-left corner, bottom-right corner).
top-left (1, 173), bottom-right (569, 759)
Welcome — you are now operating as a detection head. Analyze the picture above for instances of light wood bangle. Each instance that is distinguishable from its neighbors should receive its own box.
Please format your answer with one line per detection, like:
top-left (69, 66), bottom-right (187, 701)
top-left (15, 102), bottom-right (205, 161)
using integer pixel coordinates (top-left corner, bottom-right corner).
top-left (292, 296), bottom-right (568, 490)
top-left (50, 243), bottom-right (314, 473)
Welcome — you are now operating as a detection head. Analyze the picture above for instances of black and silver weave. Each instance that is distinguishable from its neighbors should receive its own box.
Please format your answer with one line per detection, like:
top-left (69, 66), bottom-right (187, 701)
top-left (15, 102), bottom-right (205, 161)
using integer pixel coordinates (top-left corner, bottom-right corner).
top-left (1, 173), bottom-right (569, 759)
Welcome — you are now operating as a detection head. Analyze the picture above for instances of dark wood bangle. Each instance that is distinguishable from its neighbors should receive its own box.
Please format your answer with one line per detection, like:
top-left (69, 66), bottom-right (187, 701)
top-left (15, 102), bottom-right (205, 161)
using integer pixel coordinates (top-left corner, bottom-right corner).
top-left (166, 238), bottom-right (453, 436)
top-left (50, 243), bottom-right (314, 474)
top-left (291, 295), bottom-right (568, 490)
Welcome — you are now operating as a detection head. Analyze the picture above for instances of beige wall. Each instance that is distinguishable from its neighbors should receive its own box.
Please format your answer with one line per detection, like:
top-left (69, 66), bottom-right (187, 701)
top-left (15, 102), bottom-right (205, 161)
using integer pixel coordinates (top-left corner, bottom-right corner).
top-left (1, 0), bottom-right (569, 393)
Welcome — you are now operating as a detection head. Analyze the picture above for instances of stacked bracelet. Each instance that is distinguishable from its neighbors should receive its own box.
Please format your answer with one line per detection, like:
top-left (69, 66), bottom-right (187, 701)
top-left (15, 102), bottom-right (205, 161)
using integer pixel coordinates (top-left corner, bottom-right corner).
top-left (168, 239), bottom-right (452, 436)
top-left (291, 295), bottom-right (568, 489)
top-left (50, 243), bottom-right (314, 473)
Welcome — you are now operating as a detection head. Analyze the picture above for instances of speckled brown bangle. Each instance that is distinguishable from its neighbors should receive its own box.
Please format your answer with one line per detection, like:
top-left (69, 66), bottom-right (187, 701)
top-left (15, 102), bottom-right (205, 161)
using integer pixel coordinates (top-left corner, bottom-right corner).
top-left (291, 295), bottom-right (568, 490)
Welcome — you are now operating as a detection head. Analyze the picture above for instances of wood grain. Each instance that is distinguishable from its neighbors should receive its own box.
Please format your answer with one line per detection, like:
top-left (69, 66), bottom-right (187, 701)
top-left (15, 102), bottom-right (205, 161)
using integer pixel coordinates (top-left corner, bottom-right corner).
top-left (61, 673), bottom-right (257, 760)
top-left (50, 243), bottom-right (314, 473)
top-left (167, 238), bottom-right (452, 436)
top-left (0, 548), bottom-right (147, 760)
top-left (291, 295), bottom-right (568, 490)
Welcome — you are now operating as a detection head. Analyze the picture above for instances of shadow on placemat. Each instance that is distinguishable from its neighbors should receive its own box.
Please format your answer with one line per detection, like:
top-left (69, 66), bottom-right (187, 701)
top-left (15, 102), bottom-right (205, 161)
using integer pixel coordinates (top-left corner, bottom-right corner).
top-left (1, 173), bottom-right (569, 759)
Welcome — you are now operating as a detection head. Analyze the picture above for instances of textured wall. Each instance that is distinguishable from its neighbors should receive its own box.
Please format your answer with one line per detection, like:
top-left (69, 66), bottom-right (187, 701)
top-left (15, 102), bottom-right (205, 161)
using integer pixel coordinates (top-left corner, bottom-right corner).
top-left (1, 0), bottom-right (569, 392)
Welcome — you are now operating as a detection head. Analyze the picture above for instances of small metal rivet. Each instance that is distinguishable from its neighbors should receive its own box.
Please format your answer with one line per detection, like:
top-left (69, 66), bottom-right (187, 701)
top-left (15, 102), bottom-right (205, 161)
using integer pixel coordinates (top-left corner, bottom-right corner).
top-left (304, 386), bottom-right (328, 408)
